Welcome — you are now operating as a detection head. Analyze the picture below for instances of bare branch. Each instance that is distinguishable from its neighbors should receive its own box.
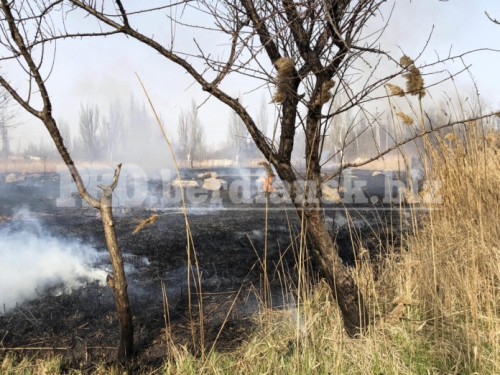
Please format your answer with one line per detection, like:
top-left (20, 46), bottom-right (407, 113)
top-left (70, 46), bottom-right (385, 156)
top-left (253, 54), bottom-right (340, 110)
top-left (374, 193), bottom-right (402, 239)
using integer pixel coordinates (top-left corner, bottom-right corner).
top-left (486, 11), bottom-right (500, 25)
top-left (98, 163), bottom-right (122, 192)
top-left (114, 0), bottom-right (129, 28)
top-left (0, 74), bottom-right (41, 117)
top-left (1, 0), bottom-right (52, 115)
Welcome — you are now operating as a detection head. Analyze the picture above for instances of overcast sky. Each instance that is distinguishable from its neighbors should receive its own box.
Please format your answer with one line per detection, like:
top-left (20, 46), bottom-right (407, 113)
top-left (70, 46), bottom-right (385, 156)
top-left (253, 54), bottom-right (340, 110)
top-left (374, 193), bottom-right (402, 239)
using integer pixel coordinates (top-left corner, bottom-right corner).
top-left (8, 0), bottom-right (500, 152)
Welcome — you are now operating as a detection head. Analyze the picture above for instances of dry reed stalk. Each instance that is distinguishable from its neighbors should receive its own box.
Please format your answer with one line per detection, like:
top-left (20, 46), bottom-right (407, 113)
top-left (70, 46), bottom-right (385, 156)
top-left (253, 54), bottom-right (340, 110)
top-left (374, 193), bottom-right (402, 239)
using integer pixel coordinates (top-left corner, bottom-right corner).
top-left (132, 214), bottom-right (159, 234)
top-left (272, 57), bottom-right (294, 103)
top-left (137, 73), bottom-right (205, 355)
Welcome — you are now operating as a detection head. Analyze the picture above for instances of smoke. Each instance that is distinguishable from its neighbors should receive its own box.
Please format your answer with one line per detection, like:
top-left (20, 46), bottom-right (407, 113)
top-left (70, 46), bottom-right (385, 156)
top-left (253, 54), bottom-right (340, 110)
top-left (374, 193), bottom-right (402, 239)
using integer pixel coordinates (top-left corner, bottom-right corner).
top-left (0, 208), bottom-right (107, 312)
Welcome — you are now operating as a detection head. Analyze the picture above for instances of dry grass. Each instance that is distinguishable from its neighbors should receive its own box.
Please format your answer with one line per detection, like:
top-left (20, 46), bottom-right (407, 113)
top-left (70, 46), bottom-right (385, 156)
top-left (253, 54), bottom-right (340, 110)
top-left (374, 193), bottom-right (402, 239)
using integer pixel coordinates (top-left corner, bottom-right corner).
top-left (132, 214), bottom-right (159, 234)
top-left (401, 123), bottom-right (500, 371)
top-left (1, 354), bottom-right (63, 374)
top-left (0, 159), bottom-right (59, 173)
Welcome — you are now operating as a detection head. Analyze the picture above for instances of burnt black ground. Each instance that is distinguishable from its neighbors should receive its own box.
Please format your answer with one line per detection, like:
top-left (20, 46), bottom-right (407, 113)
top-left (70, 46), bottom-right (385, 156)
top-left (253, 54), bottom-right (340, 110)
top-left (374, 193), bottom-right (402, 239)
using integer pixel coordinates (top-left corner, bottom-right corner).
top-left (0, 171), bottom-right (406, 370)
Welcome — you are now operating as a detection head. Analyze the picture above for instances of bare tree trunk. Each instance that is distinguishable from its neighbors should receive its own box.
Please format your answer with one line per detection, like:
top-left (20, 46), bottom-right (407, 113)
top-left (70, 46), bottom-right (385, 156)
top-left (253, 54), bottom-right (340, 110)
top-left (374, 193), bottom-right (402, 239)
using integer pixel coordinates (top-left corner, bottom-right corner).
top-left (100, 169), bottom-right (134, 361)
top-left (294, 95), bottom-right (368, 336)
top-left (278, 167), bottom-right (369, 336)
top-left (301, 208), bottom-right (368, 336)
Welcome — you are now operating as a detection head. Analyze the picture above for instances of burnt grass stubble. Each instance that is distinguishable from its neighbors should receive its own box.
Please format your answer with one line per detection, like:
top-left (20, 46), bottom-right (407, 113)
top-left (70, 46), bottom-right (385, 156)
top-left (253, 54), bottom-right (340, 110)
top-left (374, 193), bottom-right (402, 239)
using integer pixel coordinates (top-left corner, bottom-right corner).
top-left (0, 168), bottom-right (407, 369)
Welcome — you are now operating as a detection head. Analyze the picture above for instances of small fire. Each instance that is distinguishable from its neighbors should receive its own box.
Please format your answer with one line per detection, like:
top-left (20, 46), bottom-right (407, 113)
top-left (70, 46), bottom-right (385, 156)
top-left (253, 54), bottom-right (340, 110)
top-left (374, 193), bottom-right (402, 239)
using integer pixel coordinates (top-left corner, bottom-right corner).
top-left (263, 175), bottom-right (276, 193)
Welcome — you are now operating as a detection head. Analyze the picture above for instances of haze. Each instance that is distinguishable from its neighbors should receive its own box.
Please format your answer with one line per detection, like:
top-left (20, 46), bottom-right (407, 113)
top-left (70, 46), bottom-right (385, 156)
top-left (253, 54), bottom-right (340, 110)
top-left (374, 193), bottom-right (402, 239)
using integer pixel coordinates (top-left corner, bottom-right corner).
top-left (8, 0), bottom-right (500, 155)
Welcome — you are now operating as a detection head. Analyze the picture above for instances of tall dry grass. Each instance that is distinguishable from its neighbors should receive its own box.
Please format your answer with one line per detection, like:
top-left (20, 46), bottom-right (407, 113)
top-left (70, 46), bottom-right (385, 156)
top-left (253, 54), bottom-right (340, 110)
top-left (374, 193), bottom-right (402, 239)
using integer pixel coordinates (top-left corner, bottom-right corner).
top-left (399, 120), bottom-right (500, 372)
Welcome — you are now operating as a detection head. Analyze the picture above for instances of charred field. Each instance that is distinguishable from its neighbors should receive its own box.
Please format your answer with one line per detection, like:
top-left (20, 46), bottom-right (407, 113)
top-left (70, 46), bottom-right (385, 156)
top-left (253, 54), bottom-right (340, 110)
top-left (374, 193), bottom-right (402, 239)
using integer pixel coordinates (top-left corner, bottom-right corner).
top-left (0, 167), bottom-right (408, 369)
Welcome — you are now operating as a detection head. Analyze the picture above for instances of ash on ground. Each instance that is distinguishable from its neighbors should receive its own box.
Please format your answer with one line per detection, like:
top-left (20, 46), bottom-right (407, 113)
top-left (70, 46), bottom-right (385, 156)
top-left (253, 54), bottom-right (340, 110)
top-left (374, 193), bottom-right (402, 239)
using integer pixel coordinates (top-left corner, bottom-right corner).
top-left (0, 169), bottom-right (408, 368)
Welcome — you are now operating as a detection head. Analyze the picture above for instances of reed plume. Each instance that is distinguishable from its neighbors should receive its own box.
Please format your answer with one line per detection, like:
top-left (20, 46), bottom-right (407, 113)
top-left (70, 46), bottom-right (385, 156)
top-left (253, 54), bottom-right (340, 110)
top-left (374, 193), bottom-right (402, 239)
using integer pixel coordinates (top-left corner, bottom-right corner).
top-left (385, 83), bottom-right (405, 97)
top-left (272, 57), bottom-right (294, 104)
top-left (313, 80), bottom-right (335, 105)
top-left (396, 112), bottom-right (414, 125)
top-left (400, 55), bottom-right (425, 99)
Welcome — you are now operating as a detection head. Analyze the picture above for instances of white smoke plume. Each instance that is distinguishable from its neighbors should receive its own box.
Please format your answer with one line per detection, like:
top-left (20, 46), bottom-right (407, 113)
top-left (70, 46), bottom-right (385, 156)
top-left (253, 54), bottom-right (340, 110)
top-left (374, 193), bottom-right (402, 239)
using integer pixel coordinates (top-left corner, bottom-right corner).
top-left (0, 208), bottom-right (107, 312)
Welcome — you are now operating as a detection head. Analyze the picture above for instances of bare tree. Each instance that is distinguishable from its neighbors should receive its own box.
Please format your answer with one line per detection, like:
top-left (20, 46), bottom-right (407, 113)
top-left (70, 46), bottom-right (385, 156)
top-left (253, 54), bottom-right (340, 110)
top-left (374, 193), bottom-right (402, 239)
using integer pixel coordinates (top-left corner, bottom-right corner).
top-left (0, 86), bottom-right (18, 159)
top-left (0, 2), bottom-right (133, 361)
top-left (79, 103), bottom-right (102, 162)
top-left (178, 100), bottom-right (205, 168)
top-left (105, 100), bottom-right (124, 164)
top-left (256, 95), bottom-right (269, 139)
top-left (1, 0), bottom-right (497, 338)
top-left (122, 95), bottom-right (161, 165)
top-left (326, 94), bottom-right (361, 164)
top-left (227, 112), bottom-right (246, 162)
top-left (57, 119), bottom-right (72, 150)
top-left (228, 97), bottom-right (249, 164)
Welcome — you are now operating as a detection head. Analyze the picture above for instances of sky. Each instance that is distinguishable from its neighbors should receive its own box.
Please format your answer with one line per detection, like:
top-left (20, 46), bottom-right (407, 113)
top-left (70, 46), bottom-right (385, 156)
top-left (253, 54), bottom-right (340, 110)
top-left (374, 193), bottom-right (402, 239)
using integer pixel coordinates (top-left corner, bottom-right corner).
top-left (7, 0), bottom-right (500, 153)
